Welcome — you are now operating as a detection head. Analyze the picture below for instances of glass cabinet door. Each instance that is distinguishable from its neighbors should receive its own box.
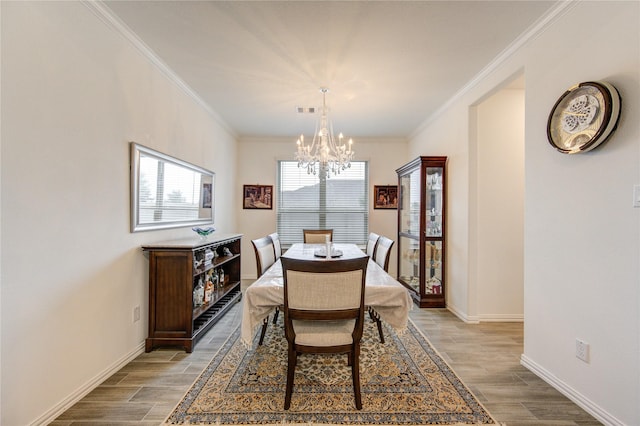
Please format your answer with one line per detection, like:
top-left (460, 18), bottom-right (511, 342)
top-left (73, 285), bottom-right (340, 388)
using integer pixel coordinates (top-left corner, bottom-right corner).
top-left (399, 169), bottom-right (420, 236)
top-left (425, 167), bottom-right (444, 237)
top-left (398, 168), bottom-right (421, 293)
top-left (398, 235), bottom-right (420, 292)
top-left (424, 240), bottom-right (443, 295)
top-left (424, 166), bottom-right (443, 295)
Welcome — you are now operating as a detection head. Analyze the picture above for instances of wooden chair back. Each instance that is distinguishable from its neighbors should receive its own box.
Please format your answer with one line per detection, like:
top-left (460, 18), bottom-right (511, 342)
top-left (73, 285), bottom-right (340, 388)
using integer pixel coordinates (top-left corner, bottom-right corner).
top-left (251, 236), bottom-right (275, 277)
top-left (268, 232), bottom-right (282, 259)
top-left (303, 229), bottom-right (333, 243)
top-left (366, 232), bottom-right (380, 258)
top-left (374, 236), bottom-right (394, 272)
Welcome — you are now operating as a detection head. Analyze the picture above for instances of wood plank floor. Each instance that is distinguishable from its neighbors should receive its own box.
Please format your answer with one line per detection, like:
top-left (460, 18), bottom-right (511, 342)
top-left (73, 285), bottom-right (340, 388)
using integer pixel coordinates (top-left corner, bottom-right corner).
top-left (51, 299), bottom-right (601, 425)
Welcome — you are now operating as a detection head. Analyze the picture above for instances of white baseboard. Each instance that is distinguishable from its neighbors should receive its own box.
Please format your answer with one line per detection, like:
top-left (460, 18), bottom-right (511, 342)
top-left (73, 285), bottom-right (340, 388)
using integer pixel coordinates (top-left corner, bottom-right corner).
top-left (30, 342), bottom-right (146, 426)
top-left (446, 304), bottom-right (479, 324)
top-left (446, 304), bottom-right (523, 323)
top-left (477, 313), bottom-right (523, 322)
top-left (520, 354), bottom-right (624, 426)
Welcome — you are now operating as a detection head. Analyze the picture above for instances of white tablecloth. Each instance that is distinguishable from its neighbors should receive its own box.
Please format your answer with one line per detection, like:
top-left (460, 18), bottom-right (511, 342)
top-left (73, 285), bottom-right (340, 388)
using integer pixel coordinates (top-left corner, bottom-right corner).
top-left (241, 243), bottom-right (413, 348)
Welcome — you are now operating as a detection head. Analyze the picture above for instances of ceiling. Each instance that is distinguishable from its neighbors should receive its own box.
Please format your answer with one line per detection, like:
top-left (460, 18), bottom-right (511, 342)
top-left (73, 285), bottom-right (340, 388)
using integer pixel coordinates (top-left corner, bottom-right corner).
top-left (103, 1), bottom-right (556, 139)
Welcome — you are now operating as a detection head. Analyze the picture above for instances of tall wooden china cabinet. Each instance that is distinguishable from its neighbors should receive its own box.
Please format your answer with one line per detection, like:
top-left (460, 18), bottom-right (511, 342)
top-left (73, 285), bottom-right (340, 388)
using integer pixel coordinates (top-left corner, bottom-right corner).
top-left (396, 157), bottom-right (447, 308)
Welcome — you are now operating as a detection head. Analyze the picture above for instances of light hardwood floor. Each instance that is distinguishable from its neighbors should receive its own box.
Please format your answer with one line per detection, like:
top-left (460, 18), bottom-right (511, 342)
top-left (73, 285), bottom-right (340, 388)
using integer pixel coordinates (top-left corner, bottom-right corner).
top-left (51, 297), bottom-right (601, 425)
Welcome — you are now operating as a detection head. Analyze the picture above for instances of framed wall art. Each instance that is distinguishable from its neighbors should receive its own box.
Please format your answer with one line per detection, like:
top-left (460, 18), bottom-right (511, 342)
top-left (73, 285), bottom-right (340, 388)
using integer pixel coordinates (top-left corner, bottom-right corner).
top-left (243, 184), bottom-right (273, 209)
top-left (202, 183), bottom-right (212, 208)
top-left (374, 185), bottom-right (398, 209)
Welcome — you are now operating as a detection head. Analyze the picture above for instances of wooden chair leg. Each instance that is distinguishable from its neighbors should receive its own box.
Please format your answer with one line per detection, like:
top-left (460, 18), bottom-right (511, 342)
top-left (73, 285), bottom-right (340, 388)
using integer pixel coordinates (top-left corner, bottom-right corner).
top-left (352, 345), bottom-right (362, 410)
top-left (375, 318), bottom-right (385, 344)
top-left (273, 306), bottom-right (280, 324)
top-left (369, 308), bottom-right (385, 343)
top-left (258, 317), bottom-right (269, 345)
top-left (284, 346), bottom-right (297, 410)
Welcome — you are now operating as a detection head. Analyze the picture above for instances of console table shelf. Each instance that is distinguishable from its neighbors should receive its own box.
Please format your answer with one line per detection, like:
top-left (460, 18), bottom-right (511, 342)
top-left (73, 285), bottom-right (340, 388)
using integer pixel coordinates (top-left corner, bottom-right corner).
top-left (142, 233), bottom-right (242, 352)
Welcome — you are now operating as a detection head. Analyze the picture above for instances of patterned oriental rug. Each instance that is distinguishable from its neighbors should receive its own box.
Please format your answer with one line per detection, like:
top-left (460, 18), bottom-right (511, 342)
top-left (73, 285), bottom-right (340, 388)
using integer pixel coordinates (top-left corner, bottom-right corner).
top-left (165, 317), bottom-right (498, 425)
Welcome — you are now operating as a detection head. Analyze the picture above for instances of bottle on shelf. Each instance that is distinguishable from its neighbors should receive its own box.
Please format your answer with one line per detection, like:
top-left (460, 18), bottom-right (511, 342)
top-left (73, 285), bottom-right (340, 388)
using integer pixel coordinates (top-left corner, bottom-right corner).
top-left (193, 278), bottom-right (204, 307)
top-left (192, 285), bottom-right (199, 307)
top-left (212, 268), bottom-right (219, 290)
top-left (218, 268), bottom-right (225, 287)
top-left (204, 271), bottom-right (213, 303)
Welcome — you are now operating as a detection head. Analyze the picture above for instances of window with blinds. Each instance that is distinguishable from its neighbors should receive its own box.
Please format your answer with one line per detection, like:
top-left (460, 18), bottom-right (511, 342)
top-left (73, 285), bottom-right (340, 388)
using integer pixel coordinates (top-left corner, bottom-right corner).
top-left (277, 160), bottom-right (369, 246)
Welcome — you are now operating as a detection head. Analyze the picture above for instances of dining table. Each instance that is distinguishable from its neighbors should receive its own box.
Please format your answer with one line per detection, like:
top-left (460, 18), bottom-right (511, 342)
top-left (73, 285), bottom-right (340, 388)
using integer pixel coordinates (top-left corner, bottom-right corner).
top-left (240, 243), bottom-right (413, 348)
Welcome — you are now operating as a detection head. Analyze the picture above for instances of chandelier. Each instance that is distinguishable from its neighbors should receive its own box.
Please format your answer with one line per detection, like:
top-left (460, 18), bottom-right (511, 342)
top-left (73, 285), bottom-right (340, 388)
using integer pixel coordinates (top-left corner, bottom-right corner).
top-left (295, 88), bottom-right (355, 177)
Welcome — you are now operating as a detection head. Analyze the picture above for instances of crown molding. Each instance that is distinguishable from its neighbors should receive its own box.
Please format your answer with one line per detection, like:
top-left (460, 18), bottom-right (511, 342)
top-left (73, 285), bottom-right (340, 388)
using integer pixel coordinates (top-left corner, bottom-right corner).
top-left (82, 1), bottom-right (237, 138)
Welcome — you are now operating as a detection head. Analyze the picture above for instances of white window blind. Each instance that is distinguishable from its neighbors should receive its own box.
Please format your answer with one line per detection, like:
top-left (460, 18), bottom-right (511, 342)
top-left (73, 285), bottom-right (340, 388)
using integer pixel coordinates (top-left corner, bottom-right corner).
top-left (277, 161), bottom-right (369, 246)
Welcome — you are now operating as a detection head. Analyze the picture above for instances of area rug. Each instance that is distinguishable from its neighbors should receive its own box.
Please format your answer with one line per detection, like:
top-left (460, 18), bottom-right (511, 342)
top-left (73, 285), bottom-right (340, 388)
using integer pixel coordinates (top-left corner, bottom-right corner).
top-left (165, 317), bottom-right (497, 425)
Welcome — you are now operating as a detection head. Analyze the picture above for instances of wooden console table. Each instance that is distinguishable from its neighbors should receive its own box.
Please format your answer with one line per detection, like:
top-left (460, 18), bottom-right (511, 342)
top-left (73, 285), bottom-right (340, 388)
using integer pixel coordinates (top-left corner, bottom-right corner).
top-left (142, 233), bottom-right (242, 352)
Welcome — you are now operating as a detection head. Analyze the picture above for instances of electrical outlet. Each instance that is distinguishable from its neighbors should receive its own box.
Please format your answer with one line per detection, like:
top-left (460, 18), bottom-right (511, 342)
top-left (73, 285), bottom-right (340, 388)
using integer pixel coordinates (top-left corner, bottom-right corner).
top-left (576, 339), bottom-right (589, 363)
top-left (133, 305), bottom-right (141, 323)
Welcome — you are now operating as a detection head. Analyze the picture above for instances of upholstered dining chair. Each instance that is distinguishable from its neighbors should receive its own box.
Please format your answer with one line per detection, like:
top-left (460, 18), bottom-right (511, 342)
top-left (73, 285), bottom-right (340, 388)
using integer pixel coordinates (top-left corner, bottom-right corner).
top-left (251, 236), bottom-right (275, 277)
top-left (374, 236), bottom-right (394, 272)
top-left (251, 236), bottom-right (276, 345)
top-left (268, 232), bottom-right (282, 259)
top-left (267, 232), bottom-right (283, 325)
top-left (369, 235), bottom-right (394, 344)
top-left (365, 232), bottom-right (380, 258)
top-left (281, 256), bottom-right (368, 410)
top-left (303, 229), bottom-right (333, 244)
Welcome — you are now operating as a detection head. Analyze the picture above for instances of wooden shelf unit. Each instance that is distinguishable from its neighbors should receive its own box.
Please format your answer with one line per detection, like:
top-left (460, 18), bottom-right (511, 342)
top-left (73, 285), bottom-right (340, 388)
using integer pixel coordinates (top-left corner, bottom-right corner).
top-left (142, 233), bottom-right (242, 352)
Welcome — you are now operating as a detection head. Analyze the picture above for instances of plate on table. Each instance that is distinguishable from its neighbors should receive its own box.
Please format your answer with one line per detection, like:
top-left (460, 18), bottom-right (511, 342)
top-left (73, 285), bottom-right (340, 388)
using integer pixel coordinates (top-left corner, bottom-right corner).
top-left (314, 248), bottom-right (343, 258)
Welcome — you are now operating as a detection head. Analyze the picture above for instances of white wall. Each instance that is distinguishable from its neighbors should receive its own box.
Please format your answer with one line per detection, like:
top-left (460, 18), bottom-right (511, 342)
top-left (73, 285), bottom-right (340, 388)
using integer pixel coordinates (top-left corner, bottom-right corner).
top-left (408, 100), bottom-right (473, 318)
top-left (521, 3), bottom-right (639, 424)
top-left (474, 88), bottom-right (524, 320)
top-left (410, 2), bottom-right (639, 424)
top-left (237, 137), bottom-right (406, 280)
top-left (1, 3), bottom-right (238, 424)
